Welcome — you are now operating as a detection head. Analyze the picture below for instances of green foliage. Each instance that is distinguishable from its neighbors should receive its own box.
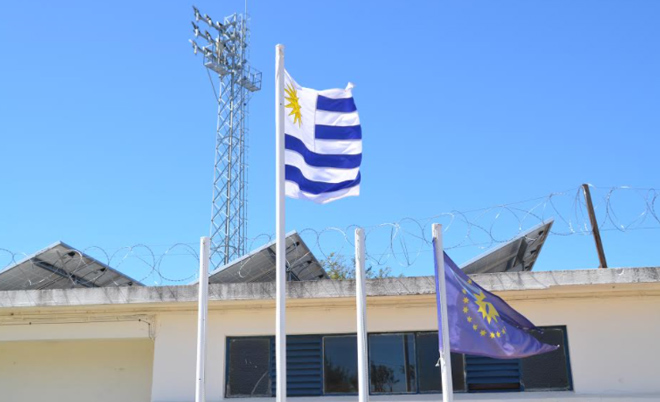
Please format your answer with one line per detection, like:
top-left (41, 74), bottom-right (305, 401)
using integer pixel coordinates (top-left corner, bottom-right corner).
top-left (320, 252), bottom-right (398, 280)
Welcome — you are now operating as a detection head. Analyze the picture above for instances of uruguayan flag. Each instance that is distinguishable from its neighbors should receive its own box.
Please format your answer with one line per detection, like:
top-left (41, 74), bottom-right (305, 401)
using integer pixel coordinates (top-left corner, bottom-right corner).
top-left (284, 70), bottom-right (361, 204)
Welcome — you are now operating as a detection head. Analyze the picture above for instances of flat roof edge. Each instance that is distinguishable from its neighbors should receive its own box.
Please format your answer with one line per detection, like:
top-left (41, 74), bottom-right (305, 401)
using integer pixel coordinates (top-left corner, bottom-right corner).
top-left (1, 266), bottom-right (659, 310)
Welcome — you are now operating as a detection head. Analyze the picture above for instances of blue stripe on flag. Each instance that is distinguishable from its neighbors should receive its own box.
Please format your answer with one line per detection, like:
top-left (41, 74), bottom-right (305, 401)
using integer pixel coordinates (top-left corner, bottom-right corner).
top-left (285, 134), bottom-right (362, 168)
top-left (285, 165), bottom-right (361, 195)
top-left (316, 96), bottom-right (357, 113)
top-left (315, 125), bottom-right (362, 140)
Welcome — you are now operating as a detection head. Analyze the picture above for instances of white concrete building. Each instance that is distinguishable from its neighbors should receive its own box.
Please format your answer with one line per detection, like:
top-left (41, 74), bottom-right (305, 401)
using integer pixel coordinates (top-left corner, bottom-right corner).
top-left (1, 266), bottom-right (659, 402)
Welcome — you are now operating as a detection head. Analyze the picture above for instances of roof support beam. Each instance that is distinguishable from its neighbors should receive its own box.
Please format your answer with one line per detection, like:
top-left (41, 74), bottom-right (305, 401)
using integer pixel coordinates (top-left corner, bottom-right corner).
top-left (266, 247), bottom-right (301, 281)
top-left (33, 258), bottom-right (98, 288)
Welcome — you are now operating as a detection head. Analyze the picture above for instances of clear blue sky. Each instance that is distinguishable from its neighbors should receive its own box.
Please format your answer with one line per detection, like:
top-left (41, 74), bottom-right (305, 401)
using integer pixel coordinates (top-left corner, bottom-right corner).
top-left (1, 1), bottom-right (658, 282)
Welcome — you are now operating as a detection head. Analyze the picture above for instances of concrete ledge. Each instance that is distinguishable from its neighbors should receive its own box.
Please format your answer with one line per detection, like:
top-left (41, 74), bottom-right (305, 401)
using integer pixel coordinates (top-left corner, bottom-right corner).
top-left (1, 267), bottom-right (659, 309)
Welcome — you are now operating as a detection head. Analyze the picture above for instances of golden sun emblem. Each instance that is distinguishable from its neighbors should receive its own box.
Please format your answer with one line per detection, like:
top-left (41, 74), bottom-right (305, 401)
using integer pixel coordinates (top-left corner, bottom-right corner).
top-left (284, 83), bottom-right (302, 127)
top-left (475, 291), bottom-right (500, 324)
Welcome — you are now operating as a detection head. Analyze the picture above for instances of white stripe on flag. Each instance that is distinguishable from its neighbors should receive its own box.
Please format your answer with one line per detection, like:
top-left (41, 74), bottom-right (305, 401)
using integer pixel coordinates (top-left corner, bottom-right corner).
top-left (314, 139), bottom-right (362, 155)
top-left (285, 150), bottom-right (360, 183)
top-left (285, 130), bottom-right (362, 155)
top-left (285, 181), bottom-right (360, 204)
top-left (315, 110), bottom-right (360, 127)
top-left (317, 87), bottom-right (353, 99)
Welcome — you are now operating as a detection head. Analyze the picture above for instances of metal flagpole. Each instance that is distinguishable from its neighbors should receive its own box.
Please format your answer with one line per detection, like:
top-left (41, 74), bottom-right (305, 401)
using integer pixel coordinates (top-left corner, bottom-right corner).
top-left (275, 44), bottom-right (287, 402)
top-left (195, 236), bottom-right (211, 402)
top-left (355, 228), bottom-right (369, 402)
top-left (432, 224), bottom-right (454, 402)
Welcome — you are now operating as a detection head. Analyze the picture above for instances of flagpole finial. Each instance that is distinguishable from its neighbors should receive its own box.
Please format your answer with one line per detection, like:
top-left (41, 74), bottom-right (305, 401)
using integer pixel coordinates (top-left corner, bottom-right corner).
top-left (432, 223), bottom-right (443, 241)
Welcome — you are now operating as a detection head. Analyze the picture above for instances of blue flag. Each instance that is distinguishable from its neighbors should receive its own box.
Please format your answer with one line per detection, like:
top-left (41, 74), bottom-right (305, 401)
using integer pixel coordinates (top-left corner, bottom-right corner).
top-left (434, 242), bottom-right (558, 359)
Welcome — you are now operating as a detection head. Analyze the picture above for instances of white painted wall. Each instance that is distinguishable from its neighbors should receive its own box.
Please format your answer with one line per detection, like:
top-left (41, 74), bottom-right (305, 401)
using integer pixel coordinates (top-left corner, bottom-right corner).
top-left (149, 294), bottom-right (660, 402)
top-left (0, 319), bottom-right (151, 342)
top-left (512, 295), bottom-right (660, 395)
top-left (0, 338), bottom-right (154, 402)
top-left (1, 289), bottom-right (658, 402)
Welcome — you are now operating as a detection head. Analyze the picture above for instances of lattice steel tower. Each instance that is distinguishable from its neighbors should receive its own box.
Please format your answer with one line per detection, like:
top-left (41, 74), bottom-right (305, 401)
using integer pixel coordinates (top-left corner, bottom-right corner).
top-left (190, 5), bottom-right (261, 269)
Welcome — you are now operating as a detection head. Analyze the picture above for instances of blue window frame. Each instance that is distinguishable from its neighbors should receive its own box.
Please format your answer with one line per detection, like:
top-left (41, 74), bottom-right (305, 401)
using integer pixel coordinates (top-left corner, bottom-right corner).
top-left (465, 326), bottom-right (573, 392)
top-left (225, 326), bottom-right (571, 398)
top-left (323, 335), bottom-right (358, 394)
top-left (522, 326), bottom-right (573, 391)
top-left (415, 332), bottom-right (466, 393)
top-left (226, 337), bottom-right (272, 397)
top-left (368, 333), bottom-right (417, 394)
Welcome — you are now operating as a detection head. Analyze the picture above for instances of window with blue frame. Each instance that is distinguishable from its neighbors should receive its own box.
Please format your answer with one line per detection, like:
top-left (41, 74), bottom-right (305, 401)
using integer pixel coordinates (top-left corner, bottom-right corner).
top-left (465, 326), bottom-right (573, 392)
top-left (522, 326), bottom-right (572, 390)
top-left (368, 333), bottom-right (417, 393)
top-left (323, 335), bottom-right (358, 394)
top-left (225, 327), bottom-right (571, 398)
top-left (226, 337), bottom-right (272, 397)
top-left (415, 332), bottom-right (466, 392)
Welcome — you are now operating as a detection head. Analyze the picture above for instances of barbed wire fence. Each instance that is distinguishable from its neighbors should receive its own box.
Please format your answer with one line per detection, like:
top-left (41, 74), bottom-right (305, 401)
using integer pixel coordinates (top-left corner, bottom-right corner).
top-left (0, 185), bottom-right (658, 289)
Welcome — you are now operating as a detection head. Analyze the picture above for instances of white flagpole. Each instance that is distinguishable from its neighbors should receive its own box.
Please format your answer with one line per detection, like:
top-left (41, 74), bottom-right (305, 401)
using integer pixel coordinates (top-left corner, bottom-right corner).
top-left (195, 236), bottom-right (211, 402)
top-left (432, 224), bottom-right (454, 402)
top-left (355, 228), bottom-right (369, 402)
top-left (275, 44), bottom-right (287, 402)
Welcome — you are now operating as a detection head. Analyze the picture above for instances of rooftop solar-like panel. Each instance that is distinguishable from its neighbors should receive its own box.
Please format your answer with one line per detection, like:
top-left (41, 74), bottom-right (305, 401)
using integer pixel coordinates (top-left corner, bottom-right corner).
top-left (460, 220), bottom-right (553, 275)
top-left (0, 242), bottom-right (142, 291)
top-left (202, 231), bottom-right (328, 284)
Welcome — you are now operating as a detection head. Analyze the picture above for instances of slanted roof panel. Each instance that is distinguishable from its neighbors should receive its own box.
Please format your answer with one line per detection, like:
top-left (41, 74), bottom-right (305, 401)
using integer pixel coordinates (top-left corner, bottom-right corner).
top-left (0, 242), bottom-right (142, 290)
top-left (460, 220), bottom-right (553, 275)
top-left (204, 232), bottom-right (328, 284)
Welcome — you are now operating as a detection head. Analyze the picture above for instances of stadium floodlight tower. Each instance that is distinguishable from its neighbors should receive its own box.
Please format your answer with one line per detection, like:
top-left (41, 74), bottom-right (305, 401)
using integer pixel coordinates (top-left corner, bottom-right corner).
top-left (190, 5), bottom-right (262, 269)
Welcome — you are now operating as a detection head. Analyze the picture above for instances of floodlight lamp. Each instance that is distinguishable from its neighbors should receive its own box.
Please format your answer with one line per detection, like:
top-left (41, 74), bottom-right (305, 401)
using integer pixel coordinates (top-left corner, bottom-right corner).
top-left (190, 40), bottom-right (199, 55)
top-left (192, 6), bottom-right (201, 21)
top-left (191, 22), bottom-right (200, 37)
top-left (204, 30), bottom-right (213, 42)
top-left (204, 14), bottom-right (213, 26)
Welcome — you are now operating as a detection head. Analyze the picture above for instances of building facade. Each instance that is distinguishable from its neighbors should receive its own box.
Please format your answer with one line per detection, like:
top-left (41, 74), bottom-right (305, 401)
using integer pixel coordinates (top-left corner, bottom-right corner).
top-left (1, 267), bottom-right (659, 402)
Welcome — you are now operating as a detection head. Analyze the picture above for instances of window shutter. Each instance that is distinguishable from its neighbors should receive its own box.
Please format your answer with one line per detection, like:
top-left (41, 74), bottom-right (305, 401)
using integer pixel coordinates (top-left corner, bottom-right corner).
top-left (287, 336), bottom-right (323, 396)
top-left (269, 336), bottom-right (323, 397)
top-left (465, 355), bottom-right (522, 392)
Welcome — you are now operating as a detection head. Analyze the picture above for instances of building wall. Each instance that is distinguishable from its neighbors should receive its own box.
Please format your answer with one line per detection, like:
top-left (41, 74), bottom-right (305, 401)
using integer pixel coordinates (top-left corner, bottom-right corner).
top-left (514, 294), bottom-right (660, 395)
top-left (149, 293), bottom-right (660, 402)
top-left (1, 285), bottom-right (658, 402)
top-left (0, 338), bottom-right (154, 402)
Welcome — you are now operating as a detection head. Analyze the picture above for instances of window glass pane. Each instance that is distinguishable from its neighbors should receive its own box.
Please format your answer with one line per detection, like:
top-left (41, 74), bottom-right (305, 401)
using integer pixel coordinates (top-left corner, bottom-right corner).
top-left (369, 333), bottom-right (417, 393)
top-left (323, 335), bottom-right (358, 394)
top-left (521, 326), bottom-right (572, 390)
top-left (227, 338), bottom-right (271, 397)
top-left (416, 333), bottom-right (466, 392)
